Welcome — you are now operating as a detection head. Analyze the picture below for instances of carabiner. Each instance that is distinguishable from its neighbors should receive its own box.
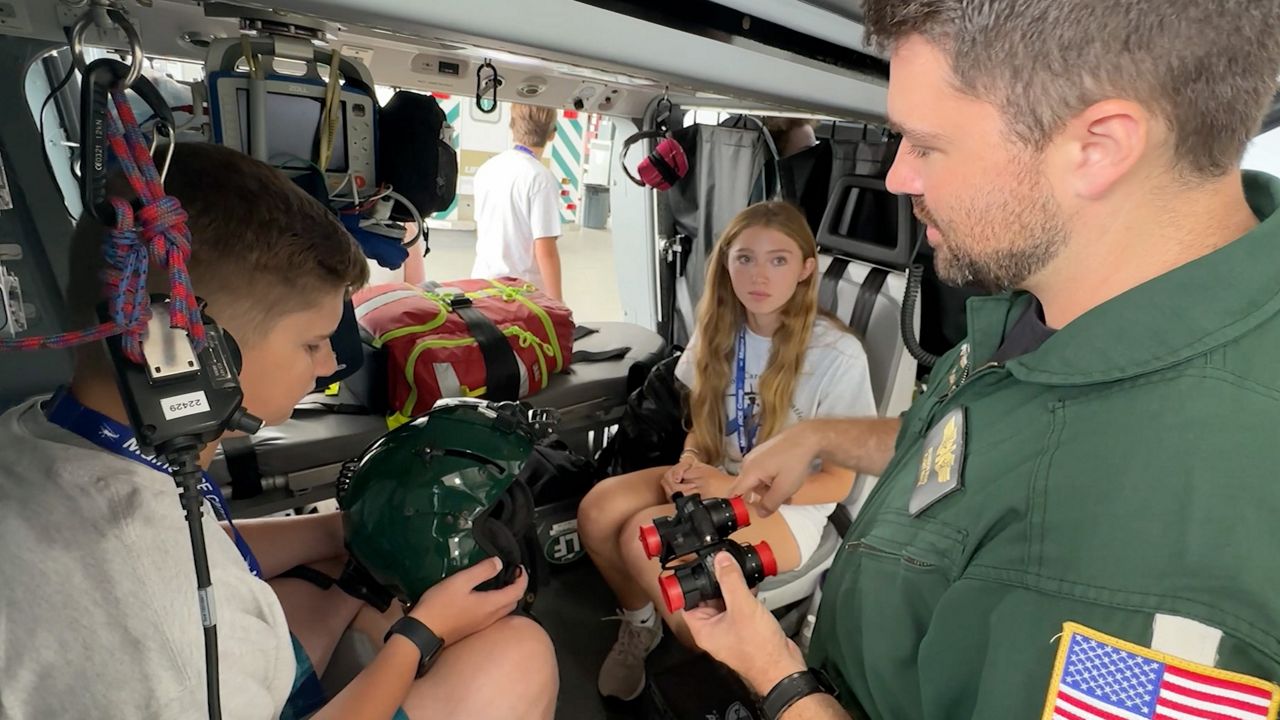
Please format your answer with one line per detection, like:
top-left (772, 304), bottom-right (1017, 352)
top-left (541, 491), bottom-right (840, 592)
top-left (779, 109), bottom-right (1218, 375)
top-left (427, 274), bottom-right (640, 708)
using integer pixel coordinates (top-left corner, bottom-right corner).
top-left (154, 121), bottom-right (176, 185)
top-left (80, 59), bottom-right (175, 225)
top-left (70, 7), bottom-right (144, 90)
top-left (476, 59), bottom-right (499, 114)
top-left (655, 87), bottom-right (673, 133)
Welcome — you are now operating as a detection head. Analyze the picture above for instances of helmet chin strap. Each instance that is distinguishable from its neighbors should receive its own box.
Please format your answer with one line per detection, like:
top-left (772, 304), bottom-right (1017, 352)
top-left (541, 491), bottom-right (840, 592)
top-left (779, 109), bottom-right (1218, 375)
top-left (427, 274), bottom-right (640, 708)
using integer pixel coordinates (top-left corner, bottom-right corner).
top-left (276, 557), bottom-right (399, 613)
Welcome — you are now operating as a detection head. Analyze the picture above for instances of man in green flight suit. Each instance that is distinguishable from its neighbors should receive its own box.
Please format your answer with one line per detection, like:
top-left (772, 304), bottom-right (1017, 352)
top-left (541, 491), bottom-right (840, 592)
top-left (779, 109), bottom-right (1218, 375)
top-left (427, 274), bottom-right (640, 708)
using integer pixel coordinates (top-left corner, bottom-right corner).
top-left (680, 1), bottom-right (1280, 719)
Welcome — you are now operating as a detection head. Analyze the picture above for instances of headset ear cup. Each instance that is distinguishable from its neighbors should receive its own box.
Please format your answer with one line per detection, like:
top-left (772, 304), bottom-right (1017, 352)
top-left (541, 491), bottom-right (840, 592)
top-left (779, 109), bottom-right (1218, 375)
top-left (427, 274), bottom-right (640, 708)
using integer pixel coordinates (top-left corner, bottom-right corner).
top-left (516, 523), bottom-right (542, 612)
top-left (488, 491), bottom-right (514, 524)
top-left (621, 129), bottom-right (670, 187)
top-left (638, 137), bottom-right (689, 190)
top-left (219, 327), bottom-right (244, 375)
top-left (473, 518), bottom-right (522, 591)
top-left (505, 480), bottom-right (535, 536)
top-left (659, 137), bottom-right (689, 177)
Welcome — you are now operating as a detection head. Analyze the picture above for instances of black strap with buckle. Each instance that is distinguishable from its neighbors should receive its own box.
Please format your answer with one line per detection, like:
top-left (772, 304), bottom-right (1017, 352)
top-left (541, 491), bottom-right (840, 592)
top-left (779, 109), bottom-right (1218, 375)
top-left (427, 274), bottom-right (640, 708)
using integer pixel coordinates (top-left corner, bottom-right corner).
top-left (279, 558), bottom-right (398, 614)
top-left (448, 294), bottom-right (520, 401)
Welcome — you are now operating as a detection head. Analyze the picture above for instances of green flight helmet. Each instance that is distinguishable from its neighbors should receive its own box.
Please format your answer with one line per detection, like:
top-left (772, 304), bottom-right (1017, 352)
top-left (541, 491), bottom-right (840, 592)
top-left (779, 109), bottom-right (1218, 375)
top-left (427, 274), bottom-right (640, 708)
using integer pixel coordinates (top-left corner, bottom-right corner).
top-left (337, 398), bottom-right (550, 606)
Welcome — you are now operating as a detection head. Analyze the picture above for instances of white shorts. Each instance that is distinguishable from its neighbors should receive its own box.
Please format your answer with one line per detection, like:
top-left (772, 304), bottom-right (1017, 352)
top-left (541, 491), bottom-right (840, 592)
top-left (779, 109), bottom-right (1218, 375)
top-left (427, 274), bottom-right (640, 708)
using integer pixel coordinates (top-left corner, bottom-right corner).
top-left (776, 502), bottom-right (837, 567)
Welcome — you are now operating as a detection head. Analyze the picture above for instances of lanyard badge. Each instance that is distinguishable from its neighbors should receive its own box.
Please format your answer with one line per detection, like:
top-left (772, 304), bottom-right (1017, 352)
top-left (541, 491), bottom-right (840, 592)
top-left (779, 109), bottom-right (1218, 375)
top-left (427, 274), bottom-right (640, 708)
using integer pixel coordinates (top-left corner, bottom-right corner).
top-left (735, 328), bottom-right (759, 457)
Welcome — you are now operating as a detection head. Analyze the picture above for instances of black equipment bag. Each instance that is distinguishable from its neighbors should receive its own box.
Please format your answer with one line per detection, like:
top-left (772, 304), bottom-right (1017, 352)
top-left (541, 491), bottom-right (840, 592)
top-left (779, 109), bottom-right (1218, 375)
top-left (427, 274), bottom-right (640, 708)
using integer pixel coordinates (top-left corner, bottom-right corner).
top-left (378, 91), bottom-right (459, 219)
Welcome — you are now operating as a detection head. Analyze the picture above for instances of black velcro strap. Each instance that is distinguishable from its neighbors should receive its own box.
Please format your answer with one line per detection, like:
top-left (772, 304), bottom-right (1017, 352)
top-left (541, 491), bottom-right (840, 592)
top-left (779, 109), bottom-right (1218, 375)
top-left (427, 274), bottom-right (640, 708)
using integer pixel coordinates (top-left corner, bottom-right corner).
top-left (818, 256), bottom-right (850, 315)
top-left (829, 504), bottom-right (854, 538)
top-left (283, 561), bottom-right (399, 613)
top-left (674, 235), bottom-right (692, 278)
top-left (279, 564), bottom-right (337, 590)
top-left (222, 435), bottom-right (263, 500)
top-left (848, 267), bottom-right (889, 337)
top-left (336, 558), bottom-right (398, 613)
top-left (571, 346), bottom-right (631, 363)
top-left (648, 150), bottom-right (683, 187)
top-left (449, 295), bottom-right (520, 401)
top-left (573, 324), bottom-right (599, 341)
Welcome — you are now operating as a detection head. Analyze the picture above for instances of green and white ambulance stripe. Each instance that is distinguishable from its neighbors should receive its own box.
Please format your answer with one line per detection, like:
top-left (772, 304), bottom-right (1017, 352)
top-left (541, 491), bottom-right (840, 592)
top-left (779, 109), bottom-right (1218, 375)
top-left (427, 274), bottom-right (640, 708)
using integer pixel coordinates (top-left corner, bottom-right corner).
top-left (551, 113), bottom-right (585, 223)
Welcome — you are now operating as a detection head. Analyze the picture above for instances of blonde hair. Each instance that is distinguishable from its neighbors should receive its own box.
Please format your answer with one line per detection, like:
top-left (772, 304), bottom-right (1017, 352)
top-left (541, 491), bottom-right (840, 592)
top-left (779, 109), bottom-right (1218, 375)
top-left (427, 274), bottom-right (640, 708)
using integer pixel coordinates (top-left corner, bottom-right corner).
top-left (510, 104), bottom-right (558, 148)
top-left (687, 201), bottom-right (822, 467)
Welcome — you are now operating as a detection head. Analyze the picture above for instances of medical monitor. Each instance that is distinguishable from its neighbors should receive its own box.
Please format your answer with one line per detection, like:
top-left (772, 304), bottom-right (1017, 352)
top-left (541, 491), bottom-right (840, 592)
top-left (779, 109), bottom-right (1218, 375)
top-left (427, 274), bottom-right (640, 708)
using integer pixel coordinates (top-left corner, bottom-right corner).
top-left (209, 72), bottom-right (376, 197)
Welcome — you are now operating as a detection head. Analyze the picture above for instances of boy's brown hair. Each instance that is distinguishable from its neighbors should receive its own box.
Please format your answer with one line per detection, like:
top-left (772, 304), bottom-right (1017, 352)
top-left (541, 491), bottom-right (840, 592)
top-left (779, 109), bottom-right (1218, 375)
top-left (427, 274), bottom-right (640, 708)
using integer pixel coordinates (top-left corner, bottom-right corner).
top-left (66, 142), bottom-right (368, 349)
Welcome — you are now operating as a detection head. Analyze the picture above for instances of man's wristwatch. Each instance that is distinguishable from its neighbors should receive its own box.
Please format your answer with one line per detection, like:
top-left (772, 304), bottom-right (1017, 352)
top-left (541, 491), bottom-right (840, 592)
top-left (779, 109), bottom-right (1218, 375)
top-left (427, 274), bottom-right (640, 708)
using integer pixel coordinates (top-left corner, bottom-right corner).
top-left (761, 667), bottom-right (838, 720)
top-left (384, 616), bottom-right (444, 678)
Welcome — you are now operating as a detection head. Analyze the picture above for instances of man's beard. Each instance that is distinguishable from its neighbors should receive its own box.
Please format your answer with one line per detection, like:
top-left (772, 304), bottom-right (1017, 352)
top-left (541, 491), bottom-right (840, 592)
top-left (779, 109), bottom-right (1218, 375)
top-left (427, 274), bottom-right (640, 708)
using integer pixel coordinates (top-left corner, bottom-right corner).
top-left (913, 180), bottom-right (1069, 293)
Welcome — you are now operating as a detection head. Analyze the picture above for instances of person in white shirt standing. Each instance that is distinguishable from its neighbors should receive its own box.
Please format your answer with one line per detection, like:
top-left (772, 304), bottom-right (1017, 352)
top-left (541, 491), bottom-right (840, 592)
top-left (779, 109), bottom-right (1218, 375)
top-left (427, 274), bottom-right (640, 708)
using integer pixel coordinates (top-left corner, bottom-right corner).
top-left (471, 104), bottom-right (564, 300)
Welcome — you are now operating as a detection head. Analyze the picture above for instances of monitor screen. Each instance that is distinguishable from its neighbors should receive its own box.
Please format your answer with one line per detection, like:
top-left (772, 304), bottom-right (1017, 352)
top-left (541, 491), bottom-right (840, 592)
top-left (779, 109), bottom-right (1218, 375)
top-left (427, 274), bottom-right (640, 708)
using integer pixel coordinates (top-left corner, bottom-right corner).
top-left (235, 88), bottom-right (349, 173)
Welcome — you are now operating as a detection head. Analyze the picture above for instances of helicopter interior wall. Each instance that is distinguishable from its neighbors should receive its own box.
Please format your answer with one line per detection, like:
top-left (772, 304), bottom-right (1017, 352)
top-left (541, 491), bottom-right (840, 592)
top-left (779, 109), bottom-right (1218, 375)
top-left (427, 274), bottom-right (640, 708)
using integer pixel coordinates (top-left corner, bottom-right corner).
top-left (0, 37), bottom-right (76, 412)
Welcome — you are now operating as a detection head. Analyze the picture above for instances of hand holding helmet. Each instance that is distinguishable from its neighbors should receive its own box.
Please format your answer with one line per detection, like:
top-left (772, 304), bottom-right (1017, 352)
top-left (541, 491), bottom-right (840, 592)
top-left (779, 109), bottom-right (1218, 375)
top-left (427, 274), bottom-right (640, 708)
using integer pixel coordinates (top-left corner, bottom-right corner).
top-left (338, 399), bottom-right (548, 611)
top-left (408, 556), bottom-right (528, 645)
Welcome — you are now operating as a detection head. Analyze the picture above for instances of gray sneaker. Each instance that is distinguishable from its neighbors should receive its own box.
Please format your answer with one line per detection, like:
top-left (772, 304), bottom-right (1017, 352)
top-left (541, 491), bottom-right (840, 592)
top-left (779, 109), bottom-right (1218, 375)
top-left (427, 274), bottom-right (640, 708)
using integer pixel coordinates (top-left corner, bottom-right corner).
top-left (597, 614), bottom-right (664, 701)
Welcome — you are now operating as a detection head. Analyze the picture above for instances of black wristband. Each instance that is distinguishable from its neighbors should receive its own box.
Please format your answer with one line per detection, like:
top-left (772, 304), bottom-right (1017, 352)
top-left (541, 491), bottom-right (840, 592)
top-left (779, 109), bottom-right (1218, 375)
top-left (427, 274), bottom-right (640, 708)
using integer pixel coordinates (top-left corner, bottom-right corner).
top-left (384, 616), bottom-right (444, 678)
top-left (762, 668), bottom-right (836, 720)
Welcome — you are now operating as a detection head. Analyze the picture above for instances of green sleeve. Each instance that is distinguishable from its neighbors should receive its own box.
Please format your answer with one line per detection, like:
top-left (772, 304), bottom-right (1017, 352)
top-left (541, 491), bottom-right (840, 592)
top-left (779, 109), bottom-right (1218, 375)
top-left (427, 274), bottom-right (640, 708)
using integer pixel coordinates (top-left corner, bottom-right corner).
top-left (916, 577), bottom-right (1280, 718)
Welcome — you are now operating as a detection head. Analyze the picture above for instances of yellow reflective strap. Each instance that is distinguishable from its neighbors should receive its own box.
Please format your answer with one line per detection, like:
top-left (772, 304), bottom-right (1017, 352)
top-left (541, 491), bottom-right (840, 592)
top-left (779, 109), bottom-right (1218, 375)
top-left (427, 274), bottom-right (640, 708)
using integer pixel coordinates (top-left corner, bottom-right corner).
top-left (484, 279), bottom-right (565, 372)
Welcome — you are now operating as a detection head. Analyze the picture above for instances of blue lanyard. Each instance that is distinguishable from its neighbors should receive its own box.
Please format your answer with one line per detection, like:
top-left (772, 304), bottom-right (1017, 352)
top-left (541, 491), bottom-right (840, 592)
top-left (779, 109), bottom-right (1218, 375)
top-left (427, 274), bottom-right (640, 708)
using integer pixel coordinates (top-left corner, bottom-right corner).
top-left (735, 328), bottom-right (759, 457)
top-left (43, 389), bottom-right (262, 577)
top-left (514, 144), bottom-right (537, 158)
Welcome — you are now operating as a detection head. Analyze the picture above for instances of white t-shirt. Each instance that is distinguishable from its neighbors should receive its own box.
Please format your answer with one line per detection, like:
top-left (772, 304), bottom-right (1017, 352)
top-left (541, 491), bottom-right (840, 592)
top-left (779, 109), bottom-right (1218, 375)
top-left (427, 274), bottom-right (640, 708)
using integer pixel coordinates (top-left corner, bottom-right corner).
top-left (676, 316), bottom-right (877, 520)
top-left (471, 149), bottom-right (562, 290)
top-left (0, 398), bottom-right (295, 719)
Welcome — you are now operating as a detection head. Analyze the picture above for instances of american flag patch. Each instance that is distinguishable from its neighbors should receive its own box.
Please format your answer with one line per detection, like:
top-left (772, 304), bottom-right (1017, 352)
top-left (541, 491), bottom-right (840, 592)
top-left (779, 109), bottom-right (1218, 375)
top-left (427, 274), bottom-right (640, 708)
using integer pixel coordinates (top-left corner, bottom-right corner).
top-left (1042, 622), bottom-right (1280, 720)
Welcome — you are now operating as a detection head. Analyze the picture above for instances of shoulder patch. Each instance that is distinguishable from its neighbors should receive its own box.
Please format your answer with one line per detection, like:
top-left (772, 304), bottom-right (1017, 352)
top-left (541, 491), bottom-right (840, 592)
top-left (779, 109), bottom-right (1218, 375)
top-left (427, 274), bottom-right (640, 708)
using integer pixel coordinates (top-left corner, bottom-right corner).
top-left (1042, 622), bottom-right (1280, 720)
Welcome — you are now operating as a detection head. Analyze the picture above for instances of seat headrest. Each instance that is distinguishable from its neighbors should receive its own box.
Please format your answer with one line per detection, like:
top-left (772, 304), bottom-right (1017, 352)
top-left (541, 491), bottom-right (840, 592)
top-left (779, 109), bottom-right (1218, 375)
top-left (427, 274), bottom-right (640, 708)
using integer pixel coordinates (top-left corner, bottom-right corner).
top-left (816, 175), bottom-right (918, 271)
